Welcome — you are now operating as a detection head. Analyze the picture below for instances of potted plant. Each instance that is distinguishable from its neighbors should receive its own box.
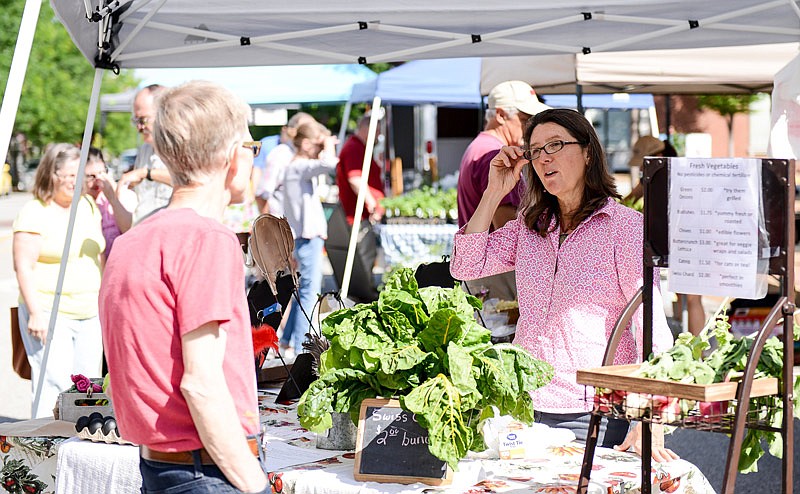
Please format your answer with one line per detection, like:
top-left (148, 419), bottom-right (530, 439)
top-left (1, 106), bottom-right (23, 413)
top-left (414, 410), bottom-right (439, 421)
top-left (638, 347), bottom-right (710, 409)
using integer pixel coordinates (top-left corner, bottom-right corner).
top-left (297, 268), bottom-right (553, 469)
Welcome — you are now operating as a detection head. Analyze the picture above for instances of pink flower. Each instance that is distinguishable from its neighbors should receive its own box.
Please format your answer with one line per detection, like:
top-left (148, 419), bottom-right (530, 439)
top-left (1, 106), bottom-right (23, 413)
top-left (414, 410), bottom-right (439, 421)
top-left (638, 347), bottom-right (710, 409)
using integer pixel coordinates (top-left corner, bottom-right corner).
top-left (71, 374), bottom-right (102, 394)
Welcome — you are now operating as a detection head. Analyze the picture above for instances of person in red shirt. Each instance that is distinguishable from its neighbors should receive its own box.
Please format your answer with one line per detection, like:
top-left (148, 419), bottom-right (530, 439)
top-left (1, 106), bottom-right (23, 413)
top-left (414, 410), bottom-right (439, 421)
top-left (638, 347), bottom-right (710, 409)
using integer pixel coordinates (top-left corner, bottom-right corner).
top-left (335, 113), bottom-right (385, 278)
top-left (99, 81), bottom-right (268, 493)
top-left (336, 113), bottom-right (385, 225)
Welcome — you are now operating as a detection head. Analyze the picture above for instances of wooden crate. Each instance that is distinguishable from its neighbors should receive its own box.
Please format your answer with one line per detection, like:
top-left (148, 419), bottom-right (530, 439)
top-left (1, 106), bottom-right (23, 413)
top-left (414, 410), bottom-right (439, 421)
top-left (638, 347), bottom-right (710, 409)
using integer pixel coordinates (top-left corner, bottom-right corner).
top-left (57, 392), bottom-right (114, 423)
top-left (576, 364), bottom-right (778, 402)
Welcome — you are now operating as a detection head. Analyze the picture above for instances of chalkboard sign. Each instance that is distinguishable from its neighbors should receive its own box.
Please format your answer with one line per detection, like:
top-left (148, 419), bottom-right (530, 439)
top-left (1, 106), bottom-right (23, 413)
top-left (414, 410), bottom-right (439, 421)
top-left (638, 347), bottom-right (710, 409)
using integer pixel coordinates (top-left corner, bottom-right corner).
top-left (353, 398), bottom-right (453, 485)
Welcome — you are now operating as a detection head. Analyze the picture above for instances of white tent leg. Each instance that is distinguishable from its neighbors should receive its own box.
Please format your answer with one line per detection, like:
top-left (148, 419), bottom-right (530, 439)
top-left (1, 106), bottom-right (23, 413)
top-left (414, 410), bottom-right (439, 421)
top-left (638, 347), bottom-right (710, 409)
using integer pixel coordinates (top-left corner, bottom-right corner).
top-left (32, 69), bottom-right (104, 416)
top-left (341, 98), bottom-right (381, 300)
top-left (0, 0), bottom-right (42, 167)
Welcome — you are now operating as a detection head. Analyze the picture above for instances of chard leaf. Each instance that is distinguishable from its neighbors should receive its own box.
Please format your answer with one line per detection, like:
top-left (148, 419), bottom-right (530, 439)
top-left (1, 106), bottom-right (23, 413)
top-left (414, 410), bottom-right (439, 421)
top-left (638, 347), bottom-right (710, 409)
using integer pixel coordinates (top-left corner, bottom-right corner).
top-left (375, 368), bottom-right (422, 390)
top-left (419, 285), bottom-right (480, 317)
top-left (793, 377), bottom-right (800, 420)
top-left (472, 348), bottom-right (516, 414)
top-left (493, 343), bottom-right (555, 393)
top-left (418, 309), bottom-right (467, 352)
top-left (352, 329), bottom-right (387, 352)
top-left (446, 342), bottom-right (481, 410)
top-left (381, 312), bottom-right (417, 343)
top-left (319, 347), bottom-right (348, 377)
top-left (383, 268), bottom-right (419, 295)
top-left (297, 379), bottom-right (335, 433)
top-left (457, 321), bottom-right (492, 349)
top-left (401, 374), bottom-right (473, 470)
top-left (321, 302), bottom-right (379, 340)
top-left (738, 429), bottom-right (764, 473)
top-left (379, 289), bottom-right (430, 331)
top-left (376, 343), bottom-right (428, 374)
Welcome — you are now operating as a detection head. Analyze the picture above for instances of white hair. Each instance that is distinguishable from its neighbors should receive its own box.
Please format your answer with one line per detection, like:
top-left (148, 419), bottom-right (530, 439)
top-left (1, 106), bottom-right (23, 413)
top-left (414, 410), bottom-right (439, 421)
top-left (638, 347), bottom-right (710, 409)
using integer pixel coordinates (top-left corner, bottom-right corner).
top-left (485, 106), bottom-right (518, 124)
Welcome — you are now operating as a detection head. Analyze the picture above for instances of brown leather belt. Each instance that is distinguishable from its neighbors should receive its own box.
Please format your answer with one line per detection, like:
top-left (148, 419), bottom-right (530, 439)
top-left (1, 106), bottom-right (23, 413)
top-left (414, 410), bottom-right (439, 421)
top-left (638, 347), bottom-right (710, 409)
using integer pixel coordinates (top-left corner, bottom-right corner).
top-left (140, 437), bottom-right (260, 465)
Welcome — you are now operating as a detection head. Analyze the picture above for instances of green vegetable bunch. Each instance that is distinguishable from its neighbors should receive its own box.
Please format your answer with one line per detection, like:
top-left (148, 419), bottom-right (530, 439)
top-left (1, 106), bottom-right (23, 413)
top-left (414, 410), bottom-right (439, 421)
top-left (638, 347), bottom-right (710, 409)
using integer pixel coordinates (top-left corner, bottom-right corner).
top-left (636, 315), bottom-right (800, 473)
top-left (381, 187), bottom-right (457, 220)
top-left (297, 268), bottom-right (553, 469)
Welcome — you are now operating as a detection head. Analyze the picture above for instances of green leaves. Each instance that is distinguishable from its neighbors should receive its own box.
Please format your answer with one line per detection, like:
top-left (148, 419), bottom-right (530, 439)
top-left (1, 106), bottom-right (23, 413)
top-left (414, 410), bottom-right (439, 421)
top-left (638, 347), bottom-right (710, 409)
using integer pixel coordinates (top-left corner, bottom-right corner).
top-left (1, 1), bottom-right (139, 154)
top-left (639, 314), bottom-right (800, 473)
top-left (297, 267), bottom-right (553, 467)
top-left (402, 374), bottom-right (473, 469)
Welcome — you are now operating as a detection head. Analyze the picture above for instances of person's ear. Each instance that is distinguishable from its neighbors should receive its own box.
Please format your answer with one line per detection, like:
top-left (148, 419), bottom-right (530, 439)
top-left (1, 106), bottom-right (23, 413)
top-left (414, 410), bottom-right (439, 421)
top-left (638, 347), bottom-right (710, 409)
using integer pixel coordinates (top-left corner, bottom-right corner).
top-left (226, 144), bottom-right (239, 177)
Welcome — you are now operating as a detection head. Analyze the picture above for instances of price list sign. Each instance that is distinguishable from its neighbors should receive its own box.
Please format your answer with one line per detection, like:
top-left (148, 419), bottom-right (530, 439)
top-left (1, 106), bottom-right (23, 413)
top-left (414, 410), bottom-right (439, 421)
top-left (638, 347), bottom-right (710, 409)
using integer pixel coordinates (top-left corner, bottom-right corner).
top-left (668, 158), bottom-right (761, 298)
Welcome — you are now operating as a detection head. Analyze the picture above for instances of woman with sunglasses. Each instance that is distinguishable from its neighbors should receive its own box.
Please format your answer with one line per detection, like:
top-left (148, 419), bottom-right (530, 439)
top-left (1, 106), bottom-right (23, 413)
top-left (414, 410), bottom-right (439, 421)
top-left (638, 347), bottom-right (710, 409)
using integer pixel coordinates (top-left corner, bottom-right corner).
top-left (450, 108), bottom-right (677, 461)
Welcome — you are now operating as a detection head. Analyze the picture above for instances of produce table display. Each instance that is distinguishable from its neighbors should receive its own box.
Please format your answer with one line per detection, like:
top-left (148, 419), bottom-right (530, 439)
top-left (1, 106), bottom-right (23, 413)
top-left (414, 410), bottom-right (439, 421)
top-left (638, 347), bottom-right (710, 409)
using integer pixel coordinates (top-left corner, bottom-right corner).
top-left (376, 222), bottom-right (458, 267)
top-left (0, 391), bottom-right (715, 494)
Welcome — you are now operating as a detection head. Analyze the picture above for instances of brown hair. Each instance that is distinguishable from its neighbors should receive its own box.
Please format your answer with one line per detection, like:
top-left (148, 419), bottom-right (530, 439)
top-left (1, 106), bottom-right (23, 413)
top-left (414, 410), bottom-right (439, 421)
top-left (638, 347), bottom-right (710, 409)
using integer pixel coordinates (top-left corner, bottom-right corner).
top-left (32, 143), bottom-right (81, 202)
top-left (520, 109), bottom-right (619, 237)
top-left (291, 122), bottom-right (329, 150)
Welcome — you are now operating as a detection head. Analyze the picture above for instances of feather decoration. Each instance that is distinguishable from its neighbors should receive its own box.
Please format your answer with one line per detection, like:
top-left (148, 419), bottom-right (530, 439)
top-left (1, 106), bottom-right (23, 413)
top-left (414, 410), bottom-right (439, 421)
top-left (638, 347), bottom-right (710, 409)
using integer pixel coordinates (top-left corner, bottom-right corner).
top-left (252, 324), bottom-right (280, 370)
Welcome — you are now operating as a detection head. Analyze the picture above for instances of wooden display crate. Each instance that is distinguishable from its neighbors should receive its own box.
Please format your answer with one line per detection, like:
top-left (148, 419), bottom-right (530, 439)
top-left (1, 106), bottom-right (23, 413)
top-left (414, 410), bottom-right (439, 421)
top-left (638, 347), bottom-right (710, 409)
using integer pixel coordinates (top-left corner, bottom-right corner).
top-left (576, 364), bottom-right (778, 402)
top-left (57, 392), bottom-right (113, 423)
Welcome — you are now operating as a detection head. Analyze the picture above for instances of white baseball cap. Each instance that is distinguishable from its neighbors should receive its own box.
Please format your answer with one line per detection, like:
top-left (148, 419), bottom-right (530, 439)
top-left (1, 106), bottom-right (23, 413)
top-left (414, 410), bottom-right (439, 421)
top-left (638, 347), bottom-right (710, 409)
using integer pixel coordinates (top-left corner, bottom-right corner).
top-left (488, 80), bottom-right (550, 116)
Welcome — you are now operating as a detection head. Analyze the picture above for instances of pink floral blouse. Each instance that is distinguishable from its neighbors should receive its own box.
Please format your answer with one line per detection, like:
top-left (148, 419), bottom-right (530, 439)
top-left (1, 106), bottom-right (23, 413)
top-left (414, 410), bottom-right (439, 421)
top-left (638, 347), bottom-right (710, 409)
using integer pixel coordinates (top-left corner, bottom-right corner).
top-left (451, 198), bottom-right (674, 413)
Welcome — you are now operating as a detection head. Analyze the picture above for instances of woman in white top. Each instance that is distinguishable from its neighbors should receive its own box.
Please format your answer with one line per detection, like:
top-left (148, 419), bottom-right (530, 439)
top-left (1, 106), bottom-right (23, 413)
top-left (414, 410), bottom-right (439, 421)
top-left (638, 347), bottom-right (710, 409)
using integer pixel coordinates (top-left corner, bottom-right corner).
top-left (281, 123), bottom-right (338, 354)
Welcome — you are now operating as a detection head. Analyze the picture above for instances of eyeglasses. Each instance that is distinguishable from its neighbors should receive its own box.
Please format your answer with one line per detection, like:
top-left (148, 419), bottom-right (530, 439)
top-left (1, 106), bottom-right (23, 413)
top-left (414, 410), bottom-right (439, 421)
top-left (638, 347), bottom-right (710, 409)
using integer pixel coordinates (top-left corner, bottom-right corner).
top-left (242, 141), bottom-right (262, 158)
top-left (524, 140), bottom-right (582, 161)
top-left (54, 173), bottom-right (77, 181)
top-left (85, 170), bottom-right (107, 181)
top-left (130, 116), bottom-right (151, 127)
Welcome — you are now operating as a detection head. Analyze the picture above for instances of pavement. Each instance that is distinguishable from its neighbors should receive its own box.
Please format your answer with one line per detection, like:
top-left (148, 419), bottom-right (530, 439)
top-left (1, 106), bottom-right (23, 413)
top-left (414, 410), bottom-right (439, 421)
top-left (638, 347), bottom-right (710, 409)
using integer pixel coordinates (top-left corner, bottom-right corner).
top-left (0, 191), bottom-right (35, 422)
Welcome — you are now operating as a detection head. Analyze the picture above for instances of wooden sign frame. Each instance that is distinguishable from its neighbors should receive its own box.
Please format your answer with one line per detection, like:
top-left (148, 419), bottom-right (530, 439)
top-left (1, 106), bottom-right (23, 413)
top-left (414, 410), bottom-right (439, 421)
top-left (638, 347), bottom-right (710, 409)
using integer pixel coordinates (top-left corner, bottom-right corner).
top-left (353, 398), bottom-right (453, 486)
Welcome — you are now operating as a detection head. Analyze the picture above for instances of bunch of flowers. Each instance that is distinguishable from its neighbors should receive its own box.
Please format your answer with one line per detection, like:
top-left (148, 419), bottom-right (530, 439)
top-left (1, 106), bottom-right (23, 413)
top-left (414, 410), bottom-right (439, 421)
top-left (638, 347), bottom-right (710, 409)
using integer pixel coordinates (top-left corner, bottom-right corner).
top-left (69, 374), bottom-right (103, 394)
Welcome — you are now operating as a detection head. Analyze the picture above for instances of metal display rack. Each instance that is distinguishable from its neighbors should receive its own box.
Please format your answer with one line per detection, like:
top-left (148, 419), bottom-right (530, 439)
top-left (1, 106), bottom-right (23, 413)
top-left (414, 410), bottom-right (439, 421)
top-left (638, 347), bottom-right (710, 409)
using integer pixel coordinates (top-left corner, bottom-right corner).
top-left (576, 158), bottom-right (796, 494)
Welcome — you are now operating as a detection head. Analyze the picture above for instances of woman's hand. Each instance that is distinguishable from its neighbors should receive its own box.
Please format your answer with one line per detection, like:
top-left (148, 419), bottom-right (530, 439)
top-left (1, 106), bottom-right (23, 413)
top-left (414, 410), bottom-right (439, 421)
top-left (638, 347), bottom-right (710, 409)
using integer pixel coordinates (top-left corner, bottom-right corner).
top-left (26, 311), bottom-right (48, 344)
top-left (615, 422), bottom-right (680, 462)
top-left (489, 146), bottom-right (527, 197)
top-left (97, 171), bottom-right (117, 197)
top-left (320, 135), bottom-right (339, 158)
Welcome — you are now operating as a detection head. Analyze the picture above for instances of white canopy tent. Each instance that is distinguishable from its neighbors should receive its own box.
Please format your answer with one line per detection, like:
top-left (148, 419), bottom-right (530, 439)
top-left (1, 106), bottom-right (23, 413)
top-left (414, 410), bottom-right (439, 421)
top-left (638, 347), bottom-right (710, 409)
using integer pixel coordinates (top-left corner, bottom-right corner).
top-left (769, 52), bottom-right (800, 159)
top-left (2, 4), bottom-right (800, 460)
top-left (100, 64), bottom-right (377, 112)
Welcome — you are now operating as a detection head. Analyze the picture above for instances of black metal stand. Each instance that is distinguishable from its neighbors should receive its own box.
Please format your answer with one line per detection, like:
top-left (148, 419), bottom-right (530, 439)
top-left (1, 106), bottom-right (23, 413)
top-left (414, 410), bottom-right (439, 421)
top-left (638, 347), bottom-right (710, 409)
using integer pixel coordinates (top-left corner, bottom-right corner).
top-left (578, 158), bottom-right (795, 494)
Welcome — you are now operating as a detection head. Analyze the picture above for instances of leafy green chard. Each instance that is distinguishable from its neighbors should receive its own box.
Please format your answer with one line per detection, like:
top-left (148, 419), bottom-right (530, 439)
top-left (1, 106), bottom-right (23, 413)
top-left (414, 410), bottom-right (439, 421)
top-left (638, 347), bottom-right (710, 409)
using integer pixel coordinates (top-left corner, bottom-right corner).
top-left (297, 268), bottom-right (554, 469)
top-left (635, 315), bottom-right (800, 473)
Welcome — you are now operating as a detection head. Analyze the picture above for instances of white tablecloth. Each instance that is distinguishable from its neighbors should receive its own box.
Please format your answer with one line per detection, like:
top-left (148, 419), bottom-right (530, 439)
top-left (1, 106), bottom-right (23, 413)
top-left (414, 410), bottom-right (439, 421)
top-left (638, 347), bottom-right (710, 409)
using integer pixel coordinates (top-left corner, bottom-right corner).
top-left (55, 437), bottom-right (139, 494)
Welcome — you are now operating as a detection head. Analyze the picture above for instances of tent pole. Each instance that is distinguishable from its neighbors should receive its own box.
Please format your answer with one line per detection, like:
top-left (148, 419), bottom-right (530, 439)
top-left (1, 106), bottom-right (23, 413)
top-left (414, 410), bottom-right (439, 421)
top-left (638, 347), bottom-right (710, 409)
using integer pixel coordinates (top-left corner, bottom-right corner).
top-left (340, 97), bottom-right (381, 300)
top-left (576, 84), bottom-right (584, 114)
top-left (337, 101), bottom-right (352, 154)
top-left (32, 69), bottom-right (104, 416)
top-left (0, 0), bottom-right (43, 167)
top-left (664, 95), bottom-right (672, 139)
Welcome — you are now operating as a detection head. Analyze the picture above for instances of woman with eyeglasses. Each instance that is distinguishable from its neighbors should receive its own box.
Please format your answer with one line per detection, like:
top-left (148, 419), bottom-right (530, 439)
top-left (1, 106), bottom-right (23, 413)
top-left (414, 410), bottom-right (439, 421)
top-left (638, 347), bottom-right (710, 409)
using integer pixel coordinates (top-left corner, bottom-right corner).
top-left (83, 147), bottom-right (131, 260)
top-left (450, 108), bottom-right (677, 461)
top-left (12, 143), bottom-right (105, 418)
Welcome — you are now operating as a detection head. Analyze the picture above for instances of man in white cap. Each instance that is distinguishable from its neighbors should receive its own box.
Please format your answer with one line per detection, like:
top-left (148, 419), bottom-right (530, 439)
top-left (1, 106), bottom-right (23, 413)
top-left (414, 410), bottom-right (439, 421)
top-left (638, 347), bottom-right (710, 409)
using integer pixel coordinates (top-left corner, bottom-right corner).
top-left (454, 81), bottom-right (549, 301)
top-left (457, 80), bottom-right (550, 230)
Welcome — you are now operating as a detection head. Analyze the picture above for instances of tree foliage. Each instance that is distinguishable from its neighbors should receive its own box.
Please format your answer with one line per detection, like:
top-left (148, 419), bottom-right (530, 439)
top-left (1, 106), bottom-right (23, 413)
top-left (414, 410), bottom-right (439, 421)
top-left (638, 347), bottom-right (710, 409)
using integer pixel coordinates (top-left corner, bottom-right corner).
top-left (1, 0), bottom-right (139, 157)
top-left (696, 94), bottom-right (759, 155)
